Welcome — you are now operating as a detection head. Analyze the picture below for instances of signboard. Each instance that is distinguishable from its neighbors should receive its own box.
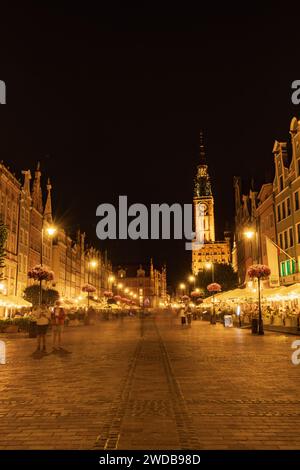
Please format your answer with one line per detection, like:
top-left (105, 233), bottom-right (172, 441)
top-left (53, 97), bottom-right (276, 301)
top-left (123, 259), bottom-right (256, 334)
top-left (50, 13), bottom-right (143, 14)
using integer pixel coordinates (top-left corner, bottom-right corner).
top-left (0, 341), bottom-right (5, 365)
top-left (224, 315), bottom-right (233, 328)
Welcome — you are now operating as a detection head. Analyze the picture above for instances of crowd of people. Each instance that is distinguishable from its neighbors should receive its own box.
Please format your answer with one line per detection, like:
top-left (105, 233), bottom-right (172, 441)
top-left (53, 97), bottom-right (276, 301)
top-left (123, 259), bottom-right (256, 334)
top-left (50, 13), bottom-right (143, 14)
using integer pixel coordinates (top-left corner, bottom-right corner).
top-left (175, 301), bottom-right (300, 330)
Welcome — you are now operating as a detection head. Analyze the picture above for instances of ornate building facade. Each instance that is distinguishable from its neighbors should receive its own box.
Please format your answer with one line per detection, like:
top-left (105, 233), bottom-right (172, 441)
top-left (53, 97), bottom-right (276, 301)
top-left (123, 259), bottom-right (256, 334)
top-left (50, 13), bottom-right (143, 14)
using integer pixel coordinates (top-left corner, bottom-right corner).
top-left (192, 133), bottom-right (231, 275)
top-left (114, 260), bottom-right (167, 308)
top-left (233, 116), bottom-right (300, 288)
top-left (0, 161), bottom-right (113, 303)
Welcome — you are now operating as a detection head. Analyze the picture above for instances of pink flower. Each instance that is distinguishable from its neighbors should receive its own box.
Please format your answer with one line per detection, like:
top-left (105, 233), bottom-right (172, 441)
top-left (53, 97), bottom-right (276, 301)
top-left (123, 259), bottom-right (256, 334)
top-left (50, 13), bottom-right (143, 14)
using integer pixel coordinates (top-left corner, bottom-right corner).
top-left (82, 283), bottom-right (96, 293)
top-left (191, 290), bottom-right (201, 297)
top-left (27, 265), bottom-right (54, 282)
top-left (248, 264), bottom-right (271, 279)
top-left (103, 290), bottom-right (113, 297)
top-left (207, 282), bottom-right (222, 292)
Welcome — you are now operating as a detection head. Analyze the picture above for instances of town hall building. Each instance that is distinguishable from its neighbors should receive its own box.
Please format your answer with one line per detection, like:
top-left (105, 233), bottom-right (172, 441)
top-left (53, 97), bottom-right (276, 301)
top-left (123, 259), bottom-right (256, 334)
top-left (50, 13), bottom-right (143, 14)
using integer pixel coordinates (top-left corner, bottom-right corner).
top-left (192, 133), bottom-right (231, 274)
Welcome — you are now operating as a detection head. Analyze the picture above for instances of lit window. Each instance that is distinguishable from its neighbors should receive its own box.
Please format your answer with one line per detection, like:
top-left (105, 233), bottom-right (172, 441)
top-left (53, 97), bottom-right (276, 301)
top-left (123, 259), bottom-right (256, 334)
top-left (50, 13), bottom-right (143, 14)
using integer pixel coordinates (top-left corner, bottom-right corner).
top-left (282, 201), bottom-right (286, 219)
top-left (295, 191), bottom-right (299, 211)
top-left (277, 205), bottom-right (281, 222)
top-left (289, 227), bottom-right (294, 247)
top-left (287, 197), bottom-right (291, 216)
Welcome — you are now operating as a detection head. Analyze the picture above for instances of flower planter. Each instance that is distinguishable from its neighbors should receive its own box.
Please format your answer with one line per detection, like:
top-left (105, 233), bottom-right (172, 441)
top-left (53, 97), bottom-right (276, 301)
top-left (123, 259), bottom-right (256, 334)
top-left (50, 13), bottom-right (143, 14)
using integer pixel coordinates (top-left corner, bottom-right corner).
top-left (3, 325), bottom-right (19, 333)
top-left (285, 318), bottom-right (292, 327)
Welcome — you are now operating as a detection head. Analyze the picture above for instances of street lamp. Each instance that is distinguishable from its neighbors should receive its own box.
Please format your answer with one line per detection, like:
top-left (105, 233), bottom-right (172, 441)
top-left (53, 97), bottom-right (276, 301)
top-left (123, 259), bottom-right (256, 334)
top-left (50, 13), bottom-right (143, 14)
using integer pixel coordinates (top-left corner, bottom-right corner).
top-left (179, 283), bottom-right (186, 295)
top-left (87, 259), bottom-right (98, 308)
top-left (243, 228), bottom-right (259, 263)
top-left (188, 275), bottom-right (196, 292)
top-left (244, 230), bottom-right (255, 239)
top-left (40, 223), bottom-right (57, 305)
top-left (205, 262), bottom-right (214, 282)
top-left (205, 261), bottom-right (216, 323)
top-left (41, 224), bottom-right (57, 266)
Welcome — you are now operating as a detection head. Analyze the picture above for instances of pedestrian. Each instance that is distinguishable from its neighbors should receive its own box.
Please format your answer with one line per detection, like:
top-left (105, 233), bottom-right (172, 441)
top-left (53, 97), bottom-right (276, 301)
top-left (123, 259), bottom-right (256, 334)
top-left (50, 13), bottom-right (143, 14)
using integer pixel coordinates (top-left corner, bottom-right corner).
top-left (185, 304), bottom-right (192, 325)
top-left (180, 306), bottom-right (186, 325)
top-left (35, 301), bottom-right (50, 352)
top-left (51, 300), bottom-right (66, 350)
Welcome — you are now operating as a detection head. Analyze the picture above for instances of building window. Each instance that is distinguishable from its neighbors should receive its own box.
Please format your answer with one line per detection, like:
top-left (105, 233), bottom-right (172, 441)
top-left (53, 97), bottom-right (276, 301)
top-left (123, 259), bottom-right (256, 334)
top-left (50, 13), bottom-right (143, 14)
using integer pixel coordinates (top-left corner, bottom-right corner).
top-left (284, 231), bottom-right (288, 249)
top-left (282, 201), bottom-right (286, 219)
top-left (279, 175), bottom-right (284, 192)
top-left (280, 259), bottom-right (296, 277)
top-left (279, 233), bottom-right (283, 248)
top-left (298, 159), bottom-right (300, 177)
top-left (295, 191), bottom-right (299, 211)
top-left (287, 197), bottom-right (291, 216)
top-left (297, 224), bottom-right (300, 244)
top-left (277, 205), bottom-right (281, 222)
top-left (289, 227), bottom-right (294, 247)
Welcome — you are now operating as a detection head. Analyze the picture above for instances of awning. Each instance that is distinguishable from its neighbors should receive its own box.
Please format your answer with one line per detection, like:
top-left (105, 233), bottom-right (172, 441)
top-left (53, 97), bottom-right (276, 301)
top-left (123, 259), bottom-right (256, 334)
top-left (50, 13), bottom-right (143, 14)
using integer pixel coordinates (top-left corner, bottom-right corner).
top-left (0, 295), bottom-right (32, 308)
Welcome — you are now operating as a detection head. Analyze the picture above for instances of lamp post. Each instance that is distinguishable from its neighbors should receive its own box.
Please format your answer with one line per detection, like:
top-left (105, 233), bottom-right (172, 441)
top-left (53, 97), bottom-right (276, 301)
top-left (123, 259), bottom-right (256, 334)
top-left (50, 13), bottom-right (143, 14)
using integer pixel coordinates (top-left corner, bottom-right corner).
top-left (205, 262), bottom-right (216, 323)
top-left (87, 259), bottom-right (97, 308)
top-left (188, 275), bottom-right (196, 293)
top-left (179, 283), bottom-right (186, 298)
top-left (40, 222), bottom-right (57, 305)
top-left (244, 230), bottom-right (266, 335)
top-left (108, 275), bottom-right (115, 290)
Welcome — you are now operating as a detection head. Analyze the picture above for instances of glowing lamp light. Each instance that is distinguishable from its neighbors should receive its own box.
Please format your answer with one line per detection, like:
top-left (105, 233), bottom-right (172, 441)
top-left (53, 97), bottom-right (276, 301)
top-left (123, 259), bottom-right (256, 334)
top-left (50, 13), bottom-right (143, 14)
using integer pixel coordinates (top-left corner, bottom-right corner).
top-left (179, 283), bottom-right (186, 290)
top-left (46, 226), bottom-right (57, 236)
top-left (244, 230), bottom-right (255, 239)
top-left (90, 260), bottom-right (97, 268)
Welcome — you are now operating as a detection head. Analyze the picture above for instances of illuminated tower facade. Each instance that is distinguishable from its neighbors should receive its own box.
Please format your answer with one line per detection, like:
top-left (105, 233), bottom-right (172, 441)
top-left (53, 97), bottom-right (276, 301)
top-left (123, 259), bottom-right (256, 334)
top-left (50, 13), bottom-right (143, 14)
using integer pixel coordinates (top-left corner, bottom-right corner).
top-left (192, 133), bottom-right (231, 275)
top-left (193, 132), bottom-right (215, 244)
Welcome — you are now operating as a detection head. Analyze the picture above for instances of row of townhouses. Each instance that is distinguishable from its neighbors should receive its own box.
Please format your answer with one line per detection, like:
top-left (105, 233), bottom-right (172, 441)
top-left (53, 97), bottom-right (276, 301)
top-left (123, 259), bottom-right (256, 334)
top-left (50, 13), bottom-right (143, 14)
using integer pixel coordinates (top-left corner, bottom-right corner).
top-left (233, 116), bottom-right (300, 288)
top-left (0, 161), bottom-right (113, 300)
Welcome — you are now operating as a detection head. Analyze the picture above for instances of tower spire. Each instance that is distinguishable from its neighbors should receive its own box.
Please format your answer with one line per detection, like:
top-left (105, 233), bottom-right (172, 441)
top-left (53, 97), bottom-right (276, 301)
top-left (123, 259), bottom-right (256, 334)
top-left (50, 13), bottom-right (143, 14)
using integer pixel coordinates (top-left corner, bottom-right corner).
top-left (44, 177), bottom-right (53, 223)
top-left (32, 162), bottom-right (43, 213)
top-left (199, 130), bottom-right (206, 164)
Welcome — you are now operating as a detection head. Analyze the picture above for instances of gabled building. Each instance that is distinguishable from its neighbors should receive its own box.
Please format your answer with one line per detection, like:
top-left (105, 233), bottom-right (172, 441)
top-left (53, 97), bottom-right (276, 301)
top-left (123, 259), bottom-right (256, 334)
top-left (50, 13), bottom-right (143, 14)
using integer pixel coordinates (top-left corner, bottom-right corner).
top-left (114, 260), bottom-right (167, 308)
top-left (233, 116), bottom-right (300, 288)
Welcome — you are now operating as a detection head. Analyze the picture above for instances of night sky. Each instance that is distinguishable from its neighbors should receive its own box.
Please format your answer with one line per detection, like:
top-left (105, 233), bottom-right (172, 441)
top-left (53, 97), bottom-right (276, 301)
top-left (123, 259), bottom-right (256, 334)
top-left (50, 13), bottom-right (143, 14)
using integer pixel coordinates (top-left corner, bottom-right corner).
top-left (0, 5), bottom-right (299, 288)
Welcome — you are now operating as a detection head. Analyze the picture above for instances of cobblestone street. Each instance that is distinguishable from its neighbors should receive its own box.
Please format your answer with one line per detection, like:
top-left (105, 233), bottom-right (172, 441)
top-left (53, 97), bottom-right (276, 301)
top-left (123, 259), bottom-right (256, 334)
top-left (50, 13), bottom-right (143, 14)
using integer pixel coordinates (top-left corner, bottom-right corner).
top-left (1, 312), bottom-right (300, 450)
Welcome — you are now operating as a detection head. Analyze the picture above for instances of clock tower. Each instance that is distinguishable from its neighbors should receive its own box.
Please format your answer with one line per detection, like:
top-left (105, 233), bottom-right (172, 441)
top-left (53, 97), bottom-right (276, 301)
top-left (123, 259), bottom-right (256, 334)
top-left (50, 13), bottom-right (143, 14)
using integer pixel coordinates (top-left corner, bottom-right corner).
top-left (192, 132), bottom-right (231, 275)
top-left (193, 132), bottom-right (215, 244)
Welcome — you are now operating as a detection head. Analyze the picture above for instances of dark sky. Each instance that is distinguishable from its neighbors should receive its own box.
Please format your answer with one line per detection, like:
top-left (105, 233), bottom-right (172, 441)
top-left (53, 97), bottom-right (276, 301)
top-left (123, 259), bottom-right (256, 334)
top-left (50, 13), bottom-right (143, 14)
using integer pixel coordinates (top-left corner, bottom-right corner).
top-left (0, 5), bottom-right (299, 288)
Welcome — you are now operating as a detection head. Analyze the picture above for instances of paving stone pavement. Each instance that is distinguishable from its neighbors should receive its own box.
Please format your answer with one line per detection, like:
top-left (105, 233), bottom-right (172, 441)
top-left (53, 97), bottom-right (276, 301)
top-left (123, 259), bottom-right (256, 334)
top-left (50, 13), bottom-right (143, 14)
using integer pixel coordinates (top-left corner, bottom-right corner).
top-left (0, 312), bottom-right (300, 450)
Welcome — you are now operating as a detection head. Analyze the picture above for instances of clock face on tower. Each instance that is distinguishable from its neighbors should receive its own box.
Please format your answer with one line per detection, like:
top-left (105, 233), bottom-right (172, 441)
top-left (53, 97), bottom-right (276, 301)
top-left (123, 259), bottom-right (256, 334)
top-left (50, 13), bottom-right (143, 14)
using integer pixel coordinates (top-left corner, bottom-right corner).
top-left (198, 203), bottom-right (208, 216)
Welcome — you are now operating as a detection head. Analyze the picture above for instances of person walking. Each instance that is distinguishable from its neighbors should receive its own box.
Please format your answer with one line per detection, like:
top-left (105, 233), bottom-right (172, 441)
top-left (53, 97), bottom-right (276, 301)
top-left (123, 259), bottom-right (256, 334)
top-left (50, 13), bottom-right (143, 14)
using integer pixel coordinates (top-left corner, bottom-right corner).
top-left (51, 300), bottom-right (66, 350)
top-left (35, 301), bottom-right (50, 352)
top-left (180, 306), bottom-right (186, 325)
top-left (185, 304), bottom-right (192, 325)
